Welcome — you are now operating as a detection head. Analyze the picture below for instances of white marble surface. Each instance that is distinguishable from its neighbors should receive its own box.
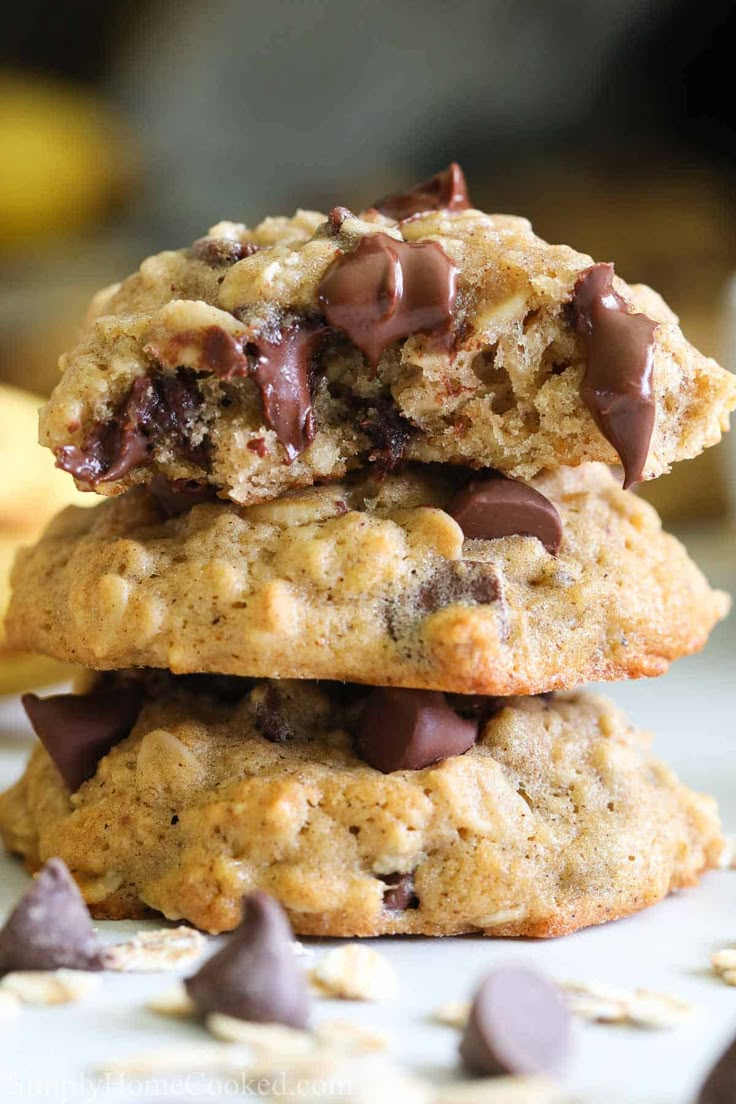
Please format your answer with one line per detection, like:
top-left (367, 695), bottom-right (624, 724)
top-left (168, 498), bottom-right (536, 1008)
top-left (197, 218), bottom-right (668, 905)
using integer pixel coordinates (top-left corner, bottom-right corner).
top-left (0, 524), bottom-right (733, 1102)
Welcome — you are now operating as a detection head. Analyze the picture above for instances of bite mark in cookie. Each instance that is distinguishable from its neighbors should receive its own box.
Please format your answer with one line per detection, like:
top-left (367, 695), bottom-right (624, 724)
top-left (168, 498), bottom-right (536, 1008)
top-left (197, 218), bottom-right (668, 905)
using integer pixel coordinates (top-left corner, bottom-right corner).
top-left (0, 858), bottom-right (105, 973)
top-left (22, 684), bottom-right (144, 792)
top-left (572, 262), bottom-right (658, 488)
top-left (372, 163), bottom-right (472, 220)
top-left (318, 233), bottom-right (458, 367)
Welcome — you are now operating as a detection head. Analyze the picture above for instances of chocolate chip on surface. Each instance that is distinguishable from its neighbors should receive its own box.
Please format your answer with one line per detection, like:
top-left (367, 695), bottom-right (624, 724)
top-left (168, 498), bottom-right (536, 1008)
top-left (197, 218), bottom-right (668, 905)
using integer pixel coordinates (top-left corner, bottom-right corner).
top-left (22, 685), bottom-right (144, 792)
top-left (192, 237), bottom-right (259, 266)
top-left (356, 687), bottom-right (478, 773)
top-left (0, 859), bottom-right (105, 974)
top-left (417, 560), bottom-right (501, 611)
top-left (379, 872), bottom-right (419, 911)
top-left (373, 163), bottom-right (472, 220)
top-left (572, 262), bottom-right (658, 488)
top-left (697, 1034), bottom-right (736, 1104)
top-left (318, 233), bottom-right (458, 367)
top-left (450, 473), bottom-right (563, 554)
top-left (185, 892), bottom-right (310, 1028)
top-left (460, 966), bottom-right (572, 1077)
top-left (327, 206), bottom-right (353, 233)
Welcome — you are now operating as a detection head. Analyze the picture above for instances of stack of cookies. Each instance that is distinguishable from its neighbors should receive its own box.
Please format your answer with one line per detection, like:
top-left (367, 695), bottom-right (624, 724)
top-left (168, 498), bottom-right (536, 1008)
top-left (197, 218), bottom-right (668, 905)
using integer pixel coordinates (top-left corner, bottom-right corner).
top-left (1, 165), bottom-right (734, 937)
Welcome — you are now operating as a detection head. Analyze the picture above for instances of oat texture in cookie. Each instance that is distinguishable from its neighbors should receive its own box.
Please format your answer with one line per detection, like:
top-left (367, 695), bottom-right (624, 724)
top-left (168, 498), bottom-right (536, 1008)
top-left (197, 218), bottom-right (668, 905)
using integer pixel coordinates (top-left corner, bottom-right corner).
top-left (6, 464), bottom-right (728, 695)
top-left (0, 673), bottom-right (722, 937)
top-left (40, 166), bottom-right (736, 506)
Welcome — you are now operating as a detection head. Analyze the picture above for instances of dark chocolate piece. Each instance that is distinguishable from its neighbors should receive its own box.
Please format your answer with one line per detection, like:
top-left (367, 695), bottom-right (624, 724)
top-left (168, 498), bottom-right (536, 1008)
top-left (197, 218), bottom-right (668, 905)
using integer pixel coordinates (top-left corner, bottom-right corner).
top-left (450, 473), bottom-right (562, 554)
top-left (356, 687), bottom-right (478, 773)
top-left (0, 859), bottom-right (105, 974)
top-left (186, 892), bottom-right (310, 1027)
top-left (56, 371), bottom-right (207, 487)
top-left (22, 685), bottom-right (144, 792)
top-left (327, 206), bottom-right (353, 233)
top-left (252, 685), bottom-right (290, 743)
top-left (572, 262), bottom-right (658, 488)
top-left (358, 399), bottom-right (412, 473)
top-left (245, 323), bottom-right (325, 462)
top-left (460, 966), bottom-right (571, 1077)
top-left (149, 476), bottom-right (217, 517)
top-left (697, 1034), bottom-right (736, 1104)
top-left (373, 163), bottom-right (472, 220)
top-left (192, 237), bottom-right (259, 266)
top-left (318, 233), bottom-right (458, 367)
top-left (379, 872), bottom-right (419, 911)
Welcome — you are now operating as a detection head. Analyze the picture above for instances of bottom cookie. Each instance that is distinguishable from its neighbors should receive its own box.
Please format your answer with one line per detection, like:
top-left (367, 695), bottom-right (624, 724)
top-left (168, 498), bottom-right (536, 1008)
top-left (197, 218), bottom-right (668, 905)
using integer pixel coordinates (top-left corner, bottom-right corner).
top-left (0, 672), bottom-right (722, 937)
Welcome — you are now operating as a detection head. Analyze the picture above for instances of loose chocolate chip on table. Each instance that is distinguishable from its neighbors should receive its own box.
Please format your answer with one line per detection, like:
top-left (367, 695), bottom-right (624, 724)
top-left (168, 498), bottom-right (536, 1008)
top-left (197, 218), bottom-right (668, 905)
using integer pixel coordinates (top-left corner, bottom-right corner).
top-left (697, 1033), bottom-right (736, 1104)
top-left (572, 262), bottom-right (658, 489)
top-left (460, 965), bottom-right (571, 1077)
top-left (356, 687), bottom-right (478, 773)
top-left (22, 685), bottom-right (144, 792)
top-left (379, 872), bottom-right (419, 911)
top-left (0, 858), bottom-right (105, 974)
top-left (450, 473), bottom-right (563, 554)
top-left (318, 233), bottom-right (458, 368)
top-left (186, 892), bottom-right (310, 1027)
top-left (372, 163), bottom-right (472, 220)
top-left (56, 371), bottom-right (207, 486)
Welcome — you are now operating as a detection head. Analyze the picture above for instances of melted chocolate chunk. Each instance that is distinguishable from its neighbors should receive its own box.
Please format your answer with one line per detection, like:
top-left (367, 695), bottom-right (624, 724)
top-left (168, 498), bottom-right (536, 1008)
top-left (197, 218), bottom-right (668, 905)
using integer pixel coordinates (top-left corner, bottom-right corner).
top-left (317, 233), bottom-right (458, 367)
top-left (57, 371), bottom-right (207, 487)
top-left (149, 475), bottom-right (218, 517)
top-left (697, 1034), bottom-right (736, 1104)
top-left (417, 560), bottom-right (501, 611)
top-left (245, 323), bottom-right (325, 462)
top-left (572, 262), bottom-right (658, 488)
top-left (379, 872), bottom-right (419, 911)
top-left (356, 687), bottom-right (478, 773)
top-left (22, 685), bottom-right (144, 792)
top-left (460, 966), bottom-right (571, 1077)
top-left (192, 237), bottom-right (260, 266)
top-left (450, 473), bottom-right (562, 554)
top-left (0, 859), bottom-right (105, 974)
top-left (358, 399), bottom-right (412, 473)
top-left (186, 892), bottom-right (310, 1027)
top-left (373, 163), bottom-right (472, 220)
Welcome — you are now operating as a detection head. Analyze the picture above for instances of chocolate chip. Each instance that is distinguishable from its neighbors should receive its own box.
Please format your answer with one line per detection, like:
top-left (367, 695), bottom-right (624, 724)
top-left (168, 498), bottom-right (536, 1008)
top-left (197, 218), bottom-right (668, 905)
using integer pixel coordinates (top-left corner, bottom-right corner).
top-left (327, 206), bottom-right (353, 233)
top-left (450, 473), bottom-right (562, 554)
top-left (22, 686), bottom-right (144, 792)
top-left (317, 233), bottom-right (458, 368)
top-left (417, 560), bottom-right (501, 611)
top-left (460, 966), bottom-right (571, 1077)
top-left (0, 859), bottom-right (105, 974)
top-left (186, 892), bottom-right (310, 1027)
top-left (192, 237), bottom-right (259, 266)
top-left (379, 872), bottom-right (419, 911)
top-left (572, 262), bottom-right (658, 489)
top-left (252, 685), bottom-right (290, 743)
top-left (356, 687), bottom-right (478, 773)
top-left (56, 371), bottom-right (207, 487)
top-left (697, 1034), bottom-right (736, 1104)
top-left (358, 398), bottom-right (412, 473)
top-left (373, 163), bottom-right (472, 220)
top-left (244, 322), bottom-right (325, 462)
top-left (149, 475), bottom-right (217, 517)
top-left (446, 694), bottom-right (506, 723)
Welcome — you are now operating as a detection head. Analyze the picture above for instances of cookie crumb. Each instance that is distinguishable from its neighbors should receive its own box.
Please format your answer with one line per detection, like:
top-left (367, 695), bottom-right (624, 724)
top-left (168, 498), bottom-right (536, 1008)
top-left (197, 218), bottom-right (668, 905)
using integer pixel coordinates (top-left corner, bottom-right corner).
top-left (310, 945), bottom-right (399, 1001)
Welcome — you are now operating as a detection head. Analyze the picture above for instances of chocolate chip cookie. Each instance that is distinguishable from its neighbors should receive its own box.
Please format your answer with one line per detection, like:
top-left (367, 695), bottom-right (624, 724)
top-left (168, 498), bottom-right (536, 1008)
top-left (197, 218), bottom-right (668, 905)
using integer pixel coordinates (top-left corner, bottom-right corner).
top-left (6, 464), bottom-right (727, 695)
top-left (39, 166), bottom-right (736, 506)
top-left (0, 672), bottom-right (721, 937)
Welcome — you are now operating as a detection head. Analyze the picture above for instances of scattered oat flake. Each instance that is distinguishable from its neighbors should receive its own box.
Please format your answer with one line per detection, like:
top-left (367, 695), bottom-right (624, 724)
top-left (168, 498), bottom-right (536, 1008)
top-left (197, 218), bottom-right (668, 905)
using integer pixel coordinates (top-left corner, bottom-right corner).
top-left (561, 980), bottom-right (694, 1028)
top-left (432, 1000), bottom-right (470, 1028)
top-left (434, 1075), bottom-right (562, 1103)
top-left (0, 969), bottom-right (101, 1006)
top-left (104, 926), bottom-right (207, 972)
top-left (315, 1018), bottom-right (390, 1054)
top-left (310, 945), bottom-right (399, 1001)
top-left (0, 990), bottom-right (20, 1019)
top-left (711, 948), bottom-right (736, 986)
top-left (98, 1042), bottom-right (255, 1077)
top-left (207, 1014), bottom-right (315, 1057)
top-left (146, 983), bottom-right (197, 1018)
top-left (718, 835), bottom-right (736, 868)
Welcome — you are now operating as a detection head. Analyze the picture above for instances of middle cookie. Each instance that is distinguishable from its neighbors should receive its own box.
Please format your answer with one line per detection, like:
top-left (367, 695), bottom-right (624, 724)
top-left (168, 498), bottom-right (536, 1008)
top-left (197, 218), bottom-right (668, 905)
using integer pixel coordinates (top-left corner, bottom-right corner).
top-left (7, 463), bottom-right (728, 696)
